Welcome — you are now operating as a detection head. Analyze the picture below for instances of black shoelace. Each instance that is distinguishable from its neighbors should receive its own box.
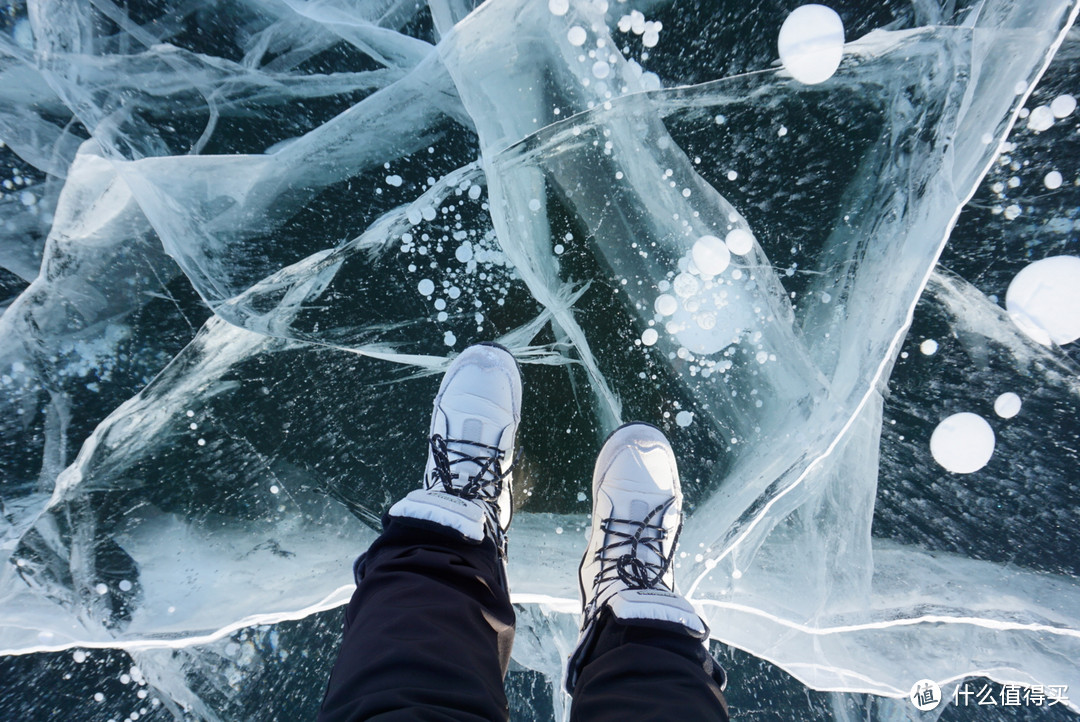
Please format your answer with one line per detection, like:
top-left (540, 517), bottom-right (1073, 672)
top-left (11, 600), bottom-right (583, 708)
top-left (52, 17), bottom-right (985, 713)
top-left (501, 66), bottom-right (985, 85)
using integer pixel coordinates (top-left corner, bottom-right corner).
top-left (427, 433), bottom-right (511, 505)
top-left (594, 498), bottom-right (676, 591)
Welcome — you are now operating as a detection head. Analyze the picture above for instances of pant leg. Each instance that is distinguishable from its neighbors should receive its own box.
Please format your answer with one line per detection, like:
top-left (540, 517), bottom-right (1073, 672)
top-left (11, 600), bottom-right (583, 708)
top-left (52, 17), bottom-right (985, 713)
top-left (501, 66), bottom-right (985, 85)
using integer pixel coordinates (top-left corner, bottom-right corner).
top-left (569, 608), bottom-right (729, 722)
top-left (318, 516), bottom-right (515, 722)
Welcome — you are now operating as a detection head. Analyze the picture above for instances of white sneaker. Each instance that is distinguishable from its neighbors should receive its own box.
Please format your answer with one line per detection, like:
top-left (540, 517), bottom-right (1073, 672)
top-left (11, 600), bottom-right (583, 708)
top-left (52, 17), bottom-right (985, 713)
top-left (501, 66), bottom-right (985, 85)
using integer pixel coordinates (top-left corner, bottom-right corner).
top-left (388, 343), bottom-right (522, 557)
top-left (566, 422), bottom-right (708, 691)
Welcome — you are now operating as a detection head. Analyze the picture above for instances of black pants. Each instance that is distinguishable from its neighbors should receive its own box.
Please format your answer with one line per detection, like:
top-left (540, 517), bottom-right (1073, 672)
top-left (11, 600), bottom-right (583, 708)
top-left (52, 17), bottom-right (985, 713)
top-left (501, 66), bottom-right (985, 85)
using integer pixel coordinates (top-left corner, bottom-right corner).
top-left (318, 517), bottom-right (729, 721)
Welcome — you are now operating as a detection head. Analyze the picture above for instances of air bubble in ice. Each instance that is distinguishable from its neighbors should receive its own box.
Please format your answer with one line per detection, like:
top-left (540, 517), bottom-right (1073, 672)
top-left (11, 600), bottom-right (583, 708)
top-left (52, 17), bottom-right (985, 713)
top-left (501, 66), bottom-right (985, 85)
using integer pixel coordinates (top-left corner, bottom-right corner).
top-left (548, 0), bottom-right (569, 16)
top-left (673, 272), bottom-right (700, 298)
top-left (778, 4), bottom-right (845, 85)
top-left (691, 235), bottom-right (731, 276)
top-left (641, 328), bottom-right (659, 346)
top-left (73, 650), bottom-right (86, 663)
top-left (655, 294), bottom-right (678, 316)
top-left (417, 279), bottom-right (435, 296)
top-left (1027, 105), bottom-right (1054, 131)
top-left (568, 26), bottom-right (587, 47)
top-left (443, 331), bottom-right (456, 347)
top-left (528, 198), bottom-right (542, 212)
top-left (385, 175), bottom-right (403, 187)
top-left (725, 229), bottom-right (754, 256)
top-left (1006, 255), bottom-right (1080, 345)
top-left (592, 61), bottom-right (610, 79)
top-left (118, 580), bottom-right (133, 592)
top-left (994, 392), bottom-right (1022, 419)
top-left (455, 242), bottom-right (473, 262)
top-left (920, 339), bottom-right (938, 355)
top-left (1051, 94), bottom-right (1077, 118)
top-left (930, 412), bottom-right (995, 474)
top-left (1044, 171), bottom-right (1063, 189)
top-left (19, 191), bottom-right (36, 207)
top-left (675, 411), bottom-right (693, 427)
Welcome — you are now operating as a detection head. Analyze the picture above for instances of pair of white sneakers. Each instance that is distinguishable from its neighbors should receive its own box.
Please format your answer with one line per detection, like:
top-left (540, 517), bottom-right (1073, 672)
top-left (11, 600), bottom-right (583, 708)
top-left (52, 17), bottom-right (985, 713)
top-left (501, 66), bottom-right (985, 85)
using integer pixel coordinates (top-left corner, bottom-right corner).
top-left (387, 343), bottom-right (709, 690)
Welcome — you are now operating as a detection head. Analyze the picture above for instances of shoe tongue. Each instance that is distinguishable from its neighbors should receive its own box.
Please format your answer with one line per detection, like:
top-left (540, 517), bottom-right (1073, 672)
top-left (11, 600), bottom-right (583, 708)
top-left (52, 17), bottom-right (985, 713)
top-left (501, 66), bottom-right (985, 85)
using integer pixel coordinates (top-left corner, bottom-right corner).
top-left (448, 418), bottom-right (497, 484)
top-left (461, 418), bottom-right (484, 442)
top-left (605, 498), bottom-right (663, 569)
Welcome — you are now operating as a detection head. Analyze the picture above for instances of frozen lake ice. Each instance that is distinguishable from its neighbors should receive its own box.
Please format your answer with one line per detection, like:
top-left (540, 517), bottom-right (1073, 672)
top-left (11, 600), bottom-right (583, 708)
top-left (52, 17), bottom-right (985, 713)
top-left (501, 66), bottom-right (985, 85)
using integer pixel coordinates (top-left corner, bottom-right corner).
top-left (1, 0), bottom-right (1079, 719)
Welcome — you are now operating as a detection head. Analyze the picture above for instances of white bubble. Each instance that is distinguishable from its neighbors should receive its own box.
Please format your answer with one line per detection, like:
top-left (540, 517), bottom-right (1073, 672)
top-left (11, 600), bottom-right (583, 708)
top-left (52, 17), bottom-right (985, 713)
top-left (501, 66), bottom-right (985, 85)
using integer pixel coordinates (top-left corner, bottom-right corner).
top-left (1044, 170), bottom-right (1063, 190)
top-left (726, 170), bottom-right (738, 181)
top-left (1006, 255), bottom-right (1080, 345)
top-left (443, 331), bottom-right (457, 347)
top-left (385, 175), bottom-right (403, 187)
top-left (554, 244), bottom-right (565, 254)
top-left (19, 191), bottom-right (36, 207)
top-left (468, 184), bottom-right (482, 200)
top-left (592, 61), bottom-right (610, 79)
top-left (641, 328), bottom-right (659, 346)
top-left (1051, 94), bottom-right (1077, 118)
top-left (455, 242), bottom-right (473, 262)
top-left (96, 583), bottom-right (108, 595)
top-left (691, 235), bottom-right (731, 276)
top-left (406, 208), bottom-right (422, 225)
top-left (1027, 105), bottom-right (1054, 132)
top-left (642, 31), bottom-right (659, 48)
top-left (270, 484), bottom-right (279, 494)
top-left (119, 579), bottom-right (133, 592)
top-left (73, 650), bottom-right (87, 663)
top-left (567, 26), bottom-right (587, 46)
top-left (94, 692), bottom-right (105, 703)
top-left (755, 350), bottom-right (769, 364)
top-left (920, 339), bottom-right (938, 355)
top-left (434, 298), bottom-right (446, 310)
top-left (725, 228), bottom-right (754, 256)
top-left (778, 4), bottom-right (845, 85)
top-left (417, 278), bottom-right (435, 296)
top-left (930, 412), bottom-right (995, 474)
top-left (1004, 204), bottom-right (1021, 220)
top-left (675, 410), bottom-right (694, 427)
top-left (654, 294), bottom-right (678, 316)
top-left (528, 198), bottom-right (542, 212)
top-left (673, 272), bottom-right (700, 298)
top-left (548, 0), bottom-right (569, 15)
top-left (421, 205), bottom-right (437, 221)
top-left (994, 392), bottom-right (1022, 419)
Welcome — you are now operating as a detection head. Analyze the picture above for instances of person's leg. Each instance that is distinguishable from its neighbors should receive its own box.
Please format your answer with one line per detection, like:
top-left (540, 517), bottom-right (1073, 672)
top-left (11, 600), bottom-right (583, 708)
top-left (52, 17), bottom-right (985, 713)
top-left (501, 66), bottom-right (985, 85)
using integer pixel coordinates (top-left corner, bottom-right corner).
top-left (568, 608), bottom-right (728, 721)
top-left (319, 343), bottom-right (522, 722)
top-left (318, 517), bottom-right (514, 722)
top-left (565, 422), bottom-right (729, 722)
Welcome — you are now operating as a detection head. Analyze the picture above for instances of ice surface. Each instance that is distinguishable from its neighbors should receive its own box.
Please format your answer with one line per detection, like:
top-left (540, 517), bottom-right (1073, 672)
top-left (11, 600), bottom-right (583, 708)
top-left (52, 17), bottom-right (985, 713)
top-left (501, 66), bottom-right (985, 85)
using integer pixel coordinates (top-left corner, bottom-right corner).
top-left (2, 0), bottom-right (1080, 719)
